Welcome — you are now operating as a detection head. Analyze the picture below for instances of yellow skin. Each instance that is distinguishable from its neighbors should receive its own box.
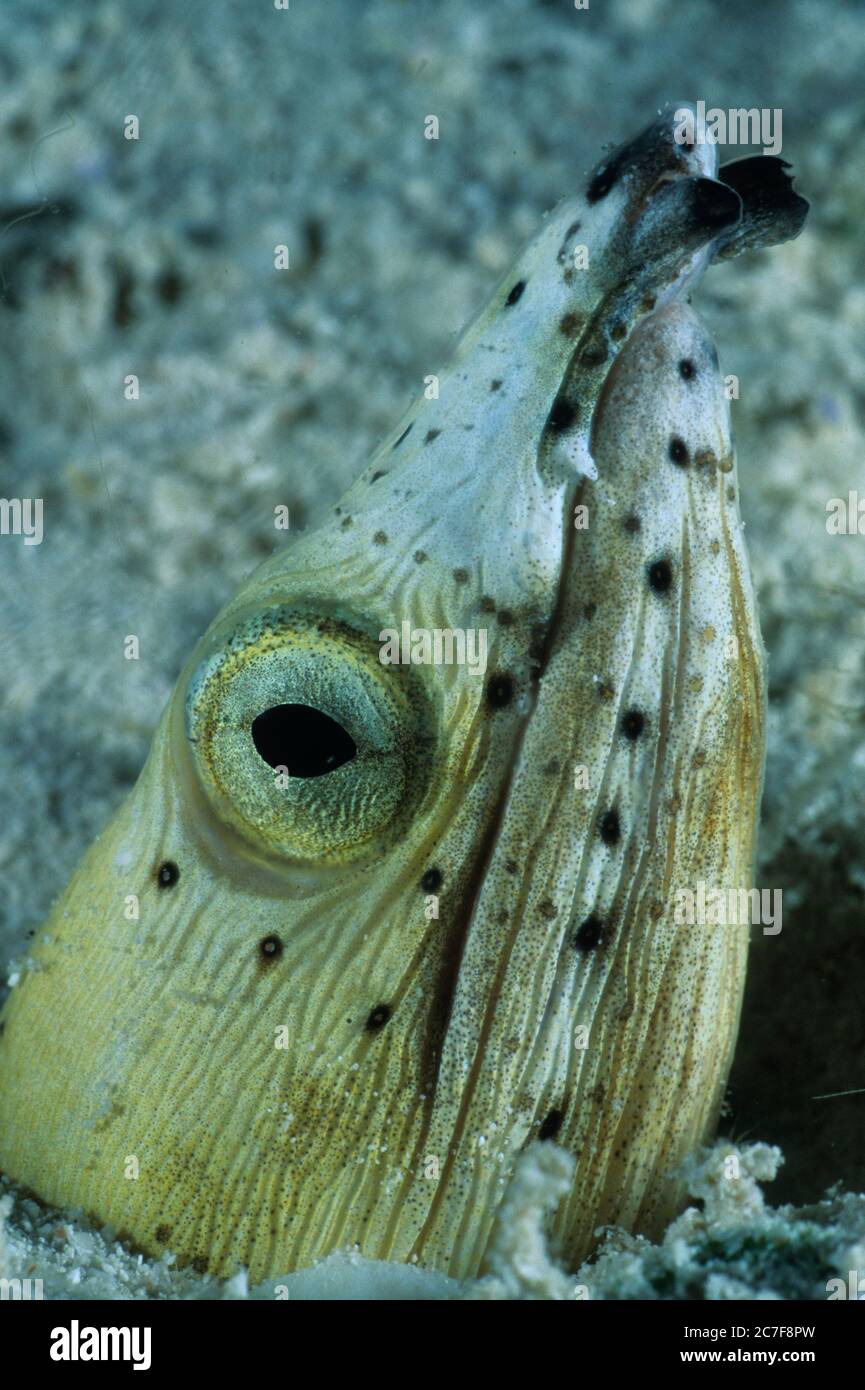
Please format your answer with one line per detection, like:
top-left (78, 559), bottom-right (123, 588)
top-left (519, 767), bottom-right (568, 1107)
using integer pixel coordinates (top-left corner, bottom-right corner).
top-left (0, 110), bottom-right (806, 1281)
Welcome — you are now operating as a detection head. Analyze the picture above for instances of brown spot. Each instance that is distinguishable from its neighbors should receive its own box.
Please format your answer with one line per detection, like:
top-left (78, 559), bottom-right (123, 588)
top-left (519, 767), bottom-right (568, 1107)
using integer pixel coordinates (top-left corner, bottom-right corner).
top-left (373, 530), bottom-right (388, 545)
top-left (597, 679), bottom-right (615, 702)
top-left (623, 512), bottom-right (641, 534)
top-left (340, 515), bottom-right (353, 530)
top-left (453, 567), bottom-right (469, 584)
top-left (694, 447), bottom-right (717, 470)
top-left (688, 675), bottom-right (704, 693)
top-left (496, 909), bottom-right (509, 925)
top-left (155, 1225), bottom-right (172, 1244)
top-left (497, 609), bottom-right (514, 626)
top-left (191, 1256), bottom-right (209, 1275)
top-left (504, 858), bottom-right (518, 875)
top-left (610, 320), bottom-right (627, 342)
top-left (559, 312), bottom-right (583, 337)
top-left (542, 758), bottom-right (560, 776)
top-left (710, 539), bottom-right (721, 556)
top-left (719, 451), bottom-right (735, 474)
top-left (583, 602), bottom-right (597, 621)
top-left (539, 899), bottom-right (557, 921)
top-left (414, 549), bottom-right (428, 564)
top-left (639, 294), bottom-right (656, 314)
top-left (727, 484), bottom-right (736, 502)
top-left (693, 748), bottom-right (708, 768)
top-left (479, 595), bottom-right (496, 613)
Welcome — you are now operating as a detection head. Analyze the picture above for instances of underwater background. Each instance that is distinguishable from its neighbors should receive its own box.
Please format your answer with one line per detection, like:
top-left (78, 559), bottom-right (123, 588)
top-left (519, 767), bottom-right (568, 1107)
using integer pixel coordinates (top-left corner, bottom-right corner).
top-left (1, 0), bottom-right (863, 1297)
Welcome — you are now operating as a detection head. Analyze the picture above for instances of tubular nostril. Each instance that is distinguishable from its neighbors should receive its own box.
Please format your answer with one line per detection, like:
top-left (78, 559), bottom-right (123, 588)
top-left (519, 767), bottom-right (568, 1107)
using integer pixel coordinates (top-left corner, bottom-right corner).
top-left (694, 177), bottom-right (742, 228)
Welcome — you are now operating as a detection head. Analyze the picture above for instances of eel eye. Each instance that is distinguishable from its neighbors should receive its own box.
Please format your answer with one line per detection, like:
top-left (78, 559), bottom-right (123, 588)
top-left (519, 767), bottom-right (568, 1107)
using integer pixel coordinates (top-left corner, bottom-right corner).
top-left (251, 704), bottom-right (357, 778)
top-left (183, 607), bottom-right (432, 867)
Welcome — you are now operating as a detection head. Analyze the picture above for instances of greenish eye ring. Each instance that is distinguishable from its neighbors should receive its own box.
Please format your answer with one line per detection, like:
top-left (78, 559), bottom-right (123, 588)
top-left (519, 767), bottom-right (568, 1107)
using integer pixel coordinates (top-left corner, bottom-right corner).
top-left (183, 605), bottom-right (434, 867)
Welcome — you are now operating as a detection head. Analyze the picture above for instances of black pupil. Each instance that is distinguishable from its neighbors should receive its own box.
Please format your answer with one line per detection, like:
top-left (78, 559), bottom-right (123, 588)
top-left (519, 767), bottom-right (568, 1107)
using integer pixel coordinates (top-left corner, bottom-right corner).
top-left (251, 704), bottom-right (357, 778)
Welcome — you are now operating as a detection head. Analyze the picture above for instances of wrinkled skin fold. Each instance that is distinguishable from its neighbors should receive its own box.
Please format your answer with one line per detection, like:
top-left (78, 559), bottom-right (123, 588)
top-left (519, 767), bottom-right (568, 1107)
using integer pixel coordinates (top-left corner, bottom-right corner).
top-left (0, 107), bottom-right (807, 1280)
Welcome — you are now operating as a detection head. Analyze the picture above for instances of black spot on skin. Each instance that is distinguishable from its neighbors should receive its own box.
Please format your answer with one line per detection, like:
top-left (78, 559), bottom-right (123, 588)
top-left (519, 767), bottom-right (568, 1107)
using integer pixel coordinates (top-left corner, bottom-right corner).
top-left (421, 867), bottom-right (443, 893)
top-left (546, 396), bottom-right (578, 432)
top-left (340, 515), bottom-right (353, 530)
top-left (453, 567), bottom-right (469, 584)
top-left (669, 436), bottom-right (690, 466)
top-left (587, 165), bottom-right (615, 204)
top-left (621, 708), bottom-right (646, 740)
top-left (424, 429), bottom-right (441, 445)
top-left (610, 320), bottom-right (628, 342)
top-left (487, 673), bottom-right (515, 709)
top-left (599, 809), bottom-right (621, 845)
top-left (490, 379), bottom-right (503, 392)
top-left (156, 861), bottom-right (179, 889)
top-left (623, 512), bottom-right (641, 534)
top-left (539, 899), bottom-right (557, 920)
top-left (366, 1004), bottom-right (391, 1031)
top-left (393, 423), bottom-right (413, 450)
top-left (574, 915), bottom-right (604, 952)
top-left (259, 934), bottom-right (283, 961)
top-left (559, 312), bottom-right (582, 336)
top-left (583, 602), bottom-right (597, 620)
top-left (369, 470), bottom-right (386, 482)
top-left (648, 558), bottom-right (674, 593)
top-left (538, 1108), bottom-right (563, 1140)
top-left (191, 1256), bottom-right (209, 1276)
top-left (373, 530), bottom-right (388, 545)
top-left (504, 858), bottom-right (518, 875)
top-left (497, 609), bottom-right (514, 626)
top-left (414, 549), bottom-right (428, 564)
top-left (480, 596), bottom-right (496, 613)
top-left (155, 1225), bottom-right (172, 1244)
top-left (580, 343), bottom-right (608, 369)
top-left (505, 280), bottom-right (526, 306)
top-left (679, 358), bottom-right (696, 380)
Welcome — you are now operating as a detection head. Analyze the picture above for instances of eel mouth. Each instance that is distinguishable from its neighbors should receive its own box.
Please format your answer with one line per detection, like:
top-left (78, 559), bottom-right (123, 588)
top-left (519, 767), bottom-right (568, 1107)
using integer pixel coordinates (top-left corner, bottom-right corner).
top-left (580, 112), bottom-right (808, 446)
